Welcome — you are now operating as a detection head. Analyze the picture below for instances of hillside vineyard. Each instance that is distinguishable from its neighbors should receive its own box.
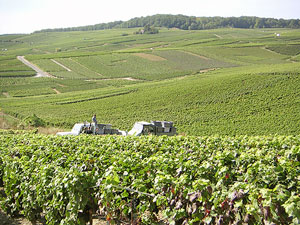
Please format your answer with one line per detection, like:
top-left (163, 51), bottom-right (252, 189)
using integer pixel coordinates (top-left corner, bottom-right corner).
top-left (1, 25), bottom-right (300, 224)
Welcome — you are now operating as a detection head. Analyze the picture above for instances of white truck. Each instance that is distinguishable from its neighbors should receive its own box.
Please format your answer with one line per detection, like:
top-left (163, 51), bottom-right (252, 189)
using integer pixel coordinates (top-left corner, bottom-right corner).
top-left (57, 121), bottom-right (176, 136)
top-left (56, 123), bottom-right (126, 136)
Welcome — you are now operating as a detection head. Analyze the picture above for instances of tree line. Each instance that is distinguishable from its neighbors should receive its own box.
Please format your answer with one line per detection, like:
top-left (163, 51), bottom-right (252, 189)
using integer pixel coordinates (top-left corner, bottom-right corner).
top-left (34, 14), bottom-right (300, 33)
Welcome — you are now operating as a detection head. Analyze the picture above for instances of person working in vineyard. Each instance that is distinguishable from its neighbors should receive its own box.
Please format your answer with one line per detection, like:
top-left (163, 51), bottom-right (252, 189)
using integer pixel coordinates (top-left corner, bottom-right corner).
top-left (92, 114), bottom-right (97, 125)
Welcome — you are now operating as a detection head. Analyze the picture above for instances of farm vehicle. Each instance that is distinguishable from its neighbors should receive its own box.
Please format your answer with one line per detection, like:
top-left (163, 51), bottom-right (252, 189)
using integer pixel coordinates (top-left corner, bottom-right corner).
top-left (128, 121), bottom-right (176, 136)
top-left (56, 123), bottom-right (126, 136)
top-left (56, 121), bottom-right (176, 136)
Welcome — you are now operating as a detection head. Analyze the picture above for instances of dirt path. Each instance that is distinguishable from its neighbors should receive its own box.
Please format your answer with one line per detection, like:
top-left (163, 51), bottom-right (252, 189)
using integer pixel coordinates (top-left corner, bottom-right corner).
top-left (214, 34), bottom-right (223, 39)
top-left (52, 88), bottom-right (61, 94)
top-left (199, 68), bottom-right (217, 73)
top-left (103, 77), bottom-right (142, 81)
top-left (0, 209), bottom-right (106, 225)
top-left (287, 55), bottom-right (298, 63)
top-left (0, 211), bottom-right (43, 225)
top-left (122, 77), bottom-right (141, 81)
top-left (17, 56), bottom-right (55, 78)
top-left (2, 92), bottom-right (10, 98)
top-left (51, 59), bottom-right (72, 71)
top-left (86, 77), bottom-right (142, 82)
top-left (262, 47), bottom-right (279, 54)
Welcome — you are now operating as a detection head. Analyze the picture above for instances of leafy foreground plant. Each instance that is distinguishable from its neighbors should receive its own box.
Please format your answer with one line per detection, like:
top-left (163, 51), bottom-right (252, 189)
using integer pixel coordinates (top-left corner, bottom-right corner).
top-left (0, 134), bottom-right (299, 224)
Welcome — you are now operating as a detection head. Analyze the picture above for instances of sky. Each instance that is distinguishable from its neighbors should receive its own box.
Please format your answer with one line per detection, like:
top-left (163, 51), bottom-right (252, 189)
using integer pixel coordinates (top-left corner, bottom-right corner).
top-left (0, 0), bottom-right (299, 34)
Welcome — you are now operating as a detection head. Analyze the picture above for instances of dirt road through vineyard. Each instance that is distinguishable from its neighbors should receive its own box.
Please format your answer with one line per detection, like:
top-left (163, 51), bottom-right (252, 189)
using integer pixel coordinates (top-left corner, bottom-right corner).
top-left (17, 56), bottom-right (55, 78)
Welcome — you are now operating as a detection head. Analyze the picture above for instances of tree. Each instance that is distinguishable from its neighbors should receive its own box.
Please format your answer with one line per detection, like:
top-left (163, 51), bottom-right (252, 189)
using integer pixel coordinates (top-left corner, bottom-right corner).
top-left (135, 24), bottom-right (159, 34)
top-left (254, 18), bottom-right (265, 28)
top-left (34, 14), bottom-right (300, 33)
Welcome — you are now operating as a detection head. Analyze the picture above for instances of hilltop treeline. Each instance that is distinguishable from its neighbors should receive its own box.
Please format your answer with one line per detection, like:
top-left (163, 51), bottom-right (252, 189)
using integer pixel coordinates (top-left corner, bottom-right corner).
top-left (36, 14), bottom-right (300, 33)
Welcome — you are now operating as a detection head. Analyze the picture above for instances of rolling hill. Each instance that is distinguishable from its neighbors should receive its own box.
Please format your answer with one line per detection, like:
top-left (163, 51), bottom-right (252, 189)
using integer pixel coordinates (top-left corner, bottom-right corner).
top-left (0, 27), bottom-right (300, 135)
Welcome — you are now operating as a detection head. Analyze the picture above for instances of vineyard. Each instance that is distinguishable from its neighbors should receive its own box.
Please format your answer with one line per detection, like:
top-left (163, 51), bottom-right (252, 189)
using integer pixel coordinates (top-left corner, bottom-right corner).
top-left (0, 57), bottom-right (35, 78)
top-left (0, 133), bottom-right (299, 224)
top-left (1, 62), bottom-right (299, 134)
top-left (28, 51), bottom-right (232, 81)
top-left (1, 20), bottom-right (300, 225)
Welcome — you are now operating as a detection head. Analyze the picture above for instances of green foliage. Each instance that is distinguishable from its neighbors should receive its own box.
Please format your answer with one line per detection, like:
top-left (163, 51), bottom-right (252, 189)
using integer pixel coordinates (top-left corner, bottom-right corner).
top-left (267, 44), bottom-right (300, 56)
top-left (0, 58), bottom-right (35, 77)
top-left (135, 24), bottom-right (159, 34)
top-left (34, 14), bottom-right (300, 33)
top-left (23, 114), bottom-right (46, 127)
top-left (1, 25), bottom-right (300, 225)
top-left (68, 53), bottom-right (187, 80)
top-left (31, 59), bottom-right (66, 72)
top-left (188, 46), bottom-right (289, 65)
top-left (0, 129), bottom-right (37, 135)
top-left (0, 71), bottom-right (36, 77)
top-left (1, 28), bottom-right (300, 135)
top-left (1, 63), bottom-right (300, 135)
top-left (0, 76), bottom-right (139, 97)
top-left (154, 50), bottom-right (233, 70)
top-left (0, 134), bottom-right (299, 224)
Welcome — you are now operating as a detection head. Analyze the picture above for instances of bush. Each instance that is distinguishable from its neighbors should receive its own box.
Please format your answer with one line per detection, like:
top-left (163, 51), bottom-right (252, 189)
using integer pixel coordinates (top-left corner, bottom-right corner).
top-left (23, 114), bottom-right (46, 127)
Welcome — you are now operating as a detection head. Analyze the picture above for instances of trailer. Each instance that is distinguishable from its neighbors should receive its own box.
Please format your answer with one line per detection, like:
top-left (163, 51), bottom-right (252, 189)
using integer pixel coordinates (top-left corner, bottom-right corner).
top-left (128, 121), bottom-right (176, 136)
top-left (56, 121), bottom-right (176, 136)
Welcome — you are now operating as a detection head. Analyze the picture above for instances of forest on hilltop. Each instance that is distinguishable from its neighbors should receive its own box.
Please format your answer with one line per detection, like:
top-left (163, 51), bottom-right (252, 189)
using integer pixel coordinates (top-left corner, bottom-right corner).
top-left (35, 14), bottom-right (300, 33)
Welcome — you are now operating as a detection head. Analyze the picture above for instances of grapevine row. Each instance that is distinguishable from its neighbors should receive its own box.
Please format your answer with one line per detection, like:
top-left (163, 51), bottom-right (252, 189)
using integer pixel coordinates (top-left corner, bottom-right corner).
top-left (0, 134), bottom-right (299, 224)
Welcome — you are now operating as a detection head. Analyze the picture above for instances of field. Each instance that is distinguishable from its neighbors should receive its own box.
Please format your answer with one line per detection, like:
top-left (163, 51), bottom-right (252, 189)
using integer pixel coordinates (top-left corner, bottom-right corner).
top-left (1, 27), bottom-right (300, 224)
top-left (1, 28), bottom-right (300, 135)
top-left (0, 57), bottom-right (36, 78)
top-left (1, 62), bottom-right (300, 135)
